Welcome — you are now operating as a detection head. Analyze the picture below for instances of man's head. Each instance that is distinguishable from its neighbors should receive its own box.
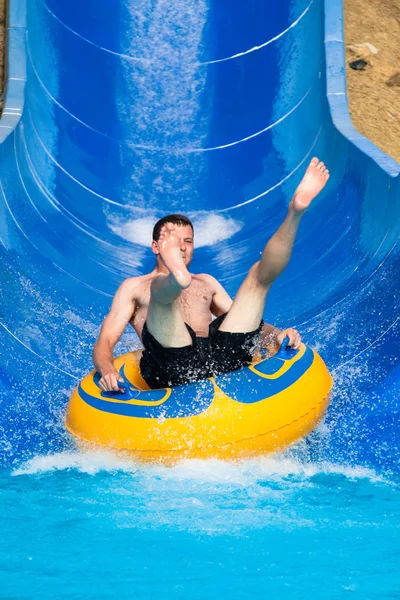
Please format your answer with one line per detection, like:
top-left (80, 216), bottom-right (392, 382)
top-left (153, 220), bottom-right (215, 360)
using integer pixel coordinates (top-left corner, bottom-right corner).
top-left (152, 214), bottom-right (194, 267)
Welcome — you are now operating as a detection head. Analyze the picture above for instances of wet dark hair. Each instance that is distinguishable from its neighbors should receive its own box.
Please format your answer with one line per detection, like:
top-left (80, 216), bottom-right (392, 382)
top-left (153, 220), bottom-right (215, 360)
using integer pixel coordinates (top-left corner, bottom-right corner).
top-left (152, 214), bottom-right (194, 242)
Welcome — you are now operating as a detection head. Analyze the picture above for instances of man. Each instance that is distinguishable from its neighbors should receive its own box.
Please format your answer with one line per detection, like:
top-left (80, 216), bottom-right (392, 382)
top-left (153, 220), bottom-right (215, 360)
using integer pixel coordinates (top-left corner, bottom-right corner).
top-left (93, 157), bottom-right (330, 391)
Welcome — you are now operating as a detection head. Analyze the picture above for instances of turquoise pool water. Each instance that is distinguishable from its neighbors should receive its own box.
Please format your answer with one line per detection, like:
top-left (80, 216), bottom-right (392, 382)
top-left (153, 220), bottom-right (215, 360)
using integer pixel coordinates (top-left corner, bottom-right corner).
top-left (2, 442), bottom-right (399, 599)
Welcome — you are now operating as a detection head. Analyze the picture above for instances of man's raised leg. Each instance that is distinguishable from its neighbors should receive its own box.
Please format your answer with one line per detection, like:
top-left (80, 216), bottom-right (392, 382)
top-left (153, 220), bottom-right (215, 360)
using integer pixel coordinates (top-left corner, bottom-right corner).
top-left (146, 224), bottom-right (193, 348)
top-left (219, 158), bottom-right (330, 334)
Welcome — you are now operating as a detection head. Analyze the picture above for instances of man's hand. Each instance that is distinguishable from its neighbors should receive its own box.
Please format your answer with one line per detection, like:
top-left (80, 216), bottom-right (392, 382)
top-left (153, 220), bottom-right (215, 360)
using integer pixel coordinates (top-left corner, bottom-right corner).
top-left (277, 328), bottom-right (302, 350)
top-left (98, 368), bottom-right (125, 393)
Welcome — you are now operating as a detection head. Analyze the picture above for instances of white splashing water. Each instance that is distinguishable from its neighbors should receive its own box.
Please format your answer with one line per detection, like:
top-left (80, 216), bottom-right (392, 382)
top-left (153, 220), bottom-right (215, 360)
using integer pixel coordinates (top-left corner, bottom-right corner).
top-left (117, 0), bottom-right (209, 209)
top-left (13, 448), bottom-right (384, 485)
top-left (119, 0), bottom-right (208, 146)
top-left (107, 212), bottom-right (243, 247)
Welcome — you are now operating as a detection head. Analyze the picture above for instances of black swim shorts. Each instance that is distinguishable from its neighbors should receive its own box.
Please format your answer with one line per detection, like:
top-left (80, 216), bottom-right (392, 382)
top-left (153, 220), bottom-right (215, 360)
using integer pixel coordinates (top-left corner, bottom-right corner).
top-left (139, 313), bottom-right (263, 389)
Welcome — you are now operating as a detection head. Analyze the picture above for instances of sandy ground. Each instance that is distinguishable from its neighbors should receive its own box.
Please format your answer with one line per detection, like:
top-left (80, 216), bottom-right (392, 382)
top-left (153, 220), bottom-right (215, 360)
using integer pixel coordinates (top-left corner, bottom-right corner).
top-left (0, 1), bottom-right (397, 162)
top-left (344, 0), bottom-right (400, 163)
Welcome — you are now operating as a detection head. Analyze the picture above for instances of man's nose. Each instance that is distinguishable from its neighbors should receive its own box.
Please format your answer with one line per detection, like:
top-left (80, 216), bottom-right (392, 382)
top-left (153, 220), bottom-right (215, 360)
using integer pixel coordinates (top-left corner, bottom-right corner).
top-left (180, 240), bottom-right (186, 251)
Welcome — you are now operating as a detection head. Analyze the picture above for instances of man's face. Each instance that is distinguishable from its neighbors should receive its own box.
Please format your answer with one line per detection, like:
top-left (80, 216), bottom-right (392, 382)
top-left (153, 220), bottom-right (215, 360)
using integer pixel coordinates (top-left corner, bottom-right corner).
top-left (153, 223), bottom-right (194, 267)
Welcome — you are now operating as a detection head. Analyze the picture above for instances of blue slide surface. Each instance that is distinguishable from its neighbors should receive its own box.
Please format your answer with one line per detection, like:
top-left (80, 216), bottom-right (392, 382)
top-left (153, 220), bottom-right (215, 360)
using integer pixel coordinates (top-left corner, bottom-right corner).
top-left (0, 0), bottom-right (399, 469)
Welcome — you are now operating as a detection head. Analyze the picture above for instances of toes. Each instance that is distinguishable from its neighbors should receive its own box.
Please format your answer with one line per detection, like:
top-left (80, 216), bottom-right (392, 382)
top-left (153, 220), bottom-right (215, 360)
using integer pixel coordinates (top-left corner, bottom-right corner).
top-left (308, 157), bottom-right (330, 180)
top-left (322, 166), bottom-right (330, 179)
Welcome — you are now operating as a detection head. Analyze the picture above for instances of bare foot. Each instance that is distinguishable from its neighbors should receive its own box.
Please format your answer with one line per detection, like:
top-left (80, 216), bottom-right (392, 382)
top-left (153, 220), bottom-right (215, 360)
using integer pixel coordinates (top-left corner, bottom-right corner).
top-left (158, 224), bottom-right (192, 289)
top-left (291, 157), bottom-right (330, 213)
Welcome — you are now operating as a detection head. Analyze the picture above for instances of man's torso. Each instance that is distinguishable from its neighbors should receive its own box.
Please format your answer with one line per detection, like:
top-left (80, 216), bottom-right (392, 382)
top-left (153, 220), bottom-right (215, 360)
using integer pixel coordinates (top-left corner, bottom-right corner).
top-left (129, 274), bottom-right (216, 341)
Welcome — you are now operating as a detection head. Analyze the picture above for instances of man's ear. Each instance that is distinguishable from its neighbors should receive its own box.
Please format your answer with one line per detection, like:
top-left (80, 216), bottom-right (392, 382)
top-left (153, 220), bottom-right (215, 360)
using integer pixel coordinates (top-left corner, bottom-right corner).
top-left (151, 240), bottom-right (159, 255)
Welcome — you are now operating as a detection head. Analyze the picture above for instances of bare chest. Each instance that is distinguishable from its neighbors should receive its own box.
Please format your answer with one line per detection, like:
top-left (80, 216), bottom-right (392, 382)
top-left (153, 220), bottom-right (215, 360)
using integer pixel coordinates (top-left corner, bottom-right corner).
top-left (132, 278), bottom-right (213, 339)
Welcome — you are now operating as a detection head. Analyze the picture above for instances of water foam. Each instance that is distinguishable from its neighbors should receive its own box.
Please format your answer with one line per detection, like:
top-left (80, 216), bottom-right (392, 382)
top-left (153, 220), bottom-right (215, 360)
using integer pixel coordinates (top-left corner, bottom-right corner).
top-left (12, 450), bottom-right (137, 476)
top-left (108, 212), bottom-right (242, 248)
top-left (117, 0), bottom-right (209, 209)
top-left (121, 0), bottom-right (208, 140)
top-left (13, 448), bottom-right (385, 485)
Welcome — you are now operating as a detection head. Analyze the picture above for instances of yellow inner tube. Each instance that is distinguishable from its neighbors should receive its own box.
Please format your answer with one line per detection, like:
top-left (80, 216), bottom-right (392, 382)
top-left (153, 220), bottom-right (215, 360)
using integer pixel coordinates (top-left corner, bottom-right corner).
top-left (66, 344), bottom-right (332, 462)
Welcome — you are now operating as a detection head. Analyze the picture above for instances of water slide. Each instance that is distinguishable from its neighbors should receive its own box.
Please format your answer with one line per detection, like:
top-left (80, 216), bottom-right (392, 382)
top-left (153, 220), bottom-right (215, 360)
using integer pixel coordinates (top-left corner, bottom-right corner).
top-left (1, 0), bottom-right (399, 471)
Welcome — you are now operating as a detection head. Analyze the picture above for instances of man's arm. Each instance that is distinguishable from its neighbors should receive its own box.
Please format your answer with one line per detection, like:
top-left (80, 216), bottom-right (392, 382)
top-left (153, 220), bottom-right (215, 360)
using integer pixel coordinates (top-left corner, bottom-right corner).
top-left (93, 278), bottom-right (137, 392)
